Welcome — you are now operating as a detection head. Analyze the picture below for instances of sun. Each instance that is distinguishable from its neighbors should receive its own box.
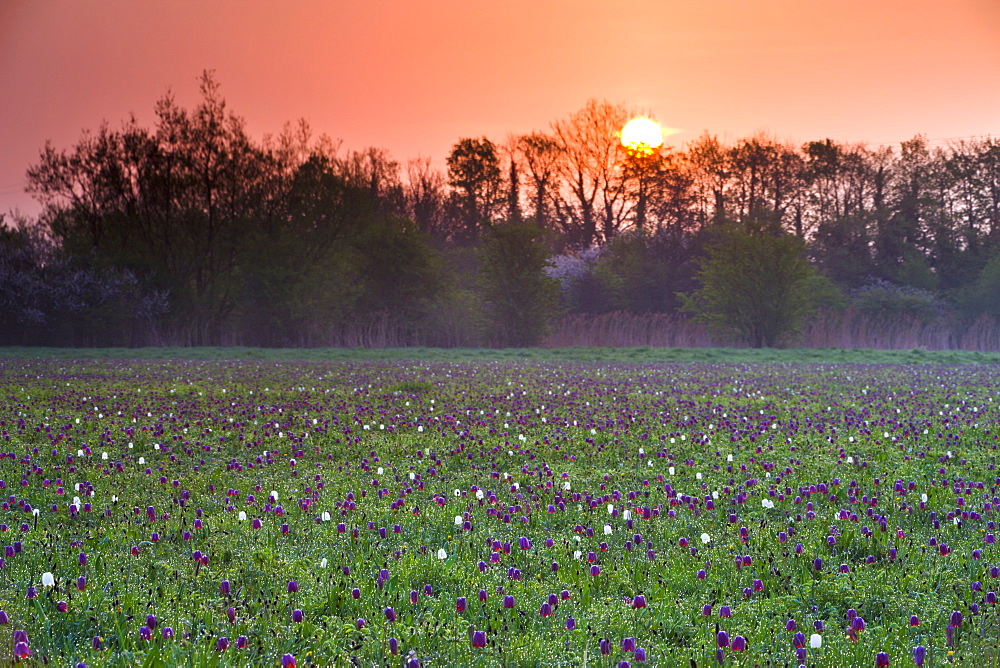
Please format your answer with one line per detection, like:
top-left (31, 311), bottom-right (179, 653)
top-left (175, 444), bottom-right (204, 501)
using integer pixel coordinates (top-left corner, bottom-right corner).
top-left (621, 117), bottom-right (663, 154)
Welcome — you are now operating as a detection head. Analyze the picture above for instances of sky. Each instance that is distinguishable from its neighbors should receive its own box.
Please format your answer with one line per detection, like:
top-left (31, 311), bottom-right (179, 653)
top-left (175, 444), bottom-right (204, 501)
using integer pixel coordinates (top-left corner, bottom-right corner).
top-left (2, 0), bottom-right (1000, 218)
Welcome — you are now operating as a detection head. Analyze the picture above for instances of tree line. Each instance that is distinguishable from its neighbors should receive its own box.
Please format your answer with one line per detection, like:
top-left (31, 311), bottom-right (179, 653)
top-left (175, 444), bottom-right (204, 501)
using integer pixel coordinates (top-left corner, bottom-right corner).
top-left (3, 72), bottom-right (1000, 347)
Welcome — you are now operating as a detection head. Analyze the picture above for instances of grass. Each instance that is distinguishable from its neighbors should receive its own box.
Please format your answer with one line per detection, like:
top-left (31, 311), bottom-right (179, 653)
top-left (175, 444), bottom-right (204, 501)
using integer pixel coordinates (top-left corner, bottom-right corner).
top-left (3, 345), bottom-right (1000, 364)
top-left (0, 356), bottom-right (998, 665)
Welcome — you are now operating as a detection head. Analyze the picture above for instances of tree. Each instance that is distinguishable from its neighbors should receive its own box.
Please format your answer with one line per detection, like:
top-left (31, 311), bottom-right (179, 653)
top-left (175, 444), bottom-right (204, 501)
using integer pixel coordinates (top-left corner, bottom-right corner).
top-left (477, 224), bottom-right (562, 347)
top-left (446, 137), bottom-right (503, 242)
top-left (682, 220), bottom-right (829, 347)
top-left (551, 100), bottom-right (633, 246)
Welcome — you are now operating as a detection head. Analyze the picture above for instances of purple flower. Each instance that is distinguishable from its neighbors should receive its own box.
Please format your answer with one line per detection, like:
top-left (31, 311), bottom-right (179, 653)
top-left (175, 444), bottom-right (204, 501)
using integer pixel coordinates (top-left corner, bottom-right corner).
top-left (220, 580), bottom-right (231, 595)
top-left (719, 605), bottom-right (732, 618)
top-left (388, 637), bottom-right (399, 654)
top-left (139, 626), bottom-right (152, 641)
top-left (622, 637), bottom-right (636, 652)
top-left (287, 581), bottom-right (298, 593)
top-left (717, 630), bottom-right (729, 648)
top-left (216, 637), bottom-right (229, 652)
top-left (384, 606), bottom-right (396, 622)
top-left (503, 595), bottom-right (515, 609)
top-left (813, 557), bottom-right (823, 571)
top-left (590, 565), bottom-right (601, 577)
top-left (566, 617), bottom-right (576, 630)
top-left (356, 618), bottom-right (365, 630)
top-left (472, 630), bottom-right (487, 647)
top-left (876, 652), bottom-right (889, 667)
top-left (456, 597), bottom-right (466, 613)
top-left (731, 635), bottom-right (747, 651)
top-left (162, 627), bottom-right (174, 639)
top-left (633, 595), bottom-right (647, 609)
top-left (635, 647), bottom-right (647, 662)
top-left (539, 602), bottom-right (553, 617)
top-left (914, 645), bottom-right (926, 666)
top-left (281, 654), bottom-right (297, 667)
top-left (951, 610), bottom-right (963, 627)
top-left (292, 609), bottom-right (303, 623)
top-left (786, 618), bottom-right (797, 631)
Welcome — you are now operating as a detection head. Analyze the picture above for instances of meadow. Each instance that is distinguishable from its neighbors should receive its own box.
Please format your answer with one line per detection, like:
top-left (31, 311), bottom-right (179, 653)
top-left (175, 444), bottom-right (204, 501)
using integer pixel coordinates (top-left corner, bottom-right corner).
top-left (0, 350), bottom-right (998, 666)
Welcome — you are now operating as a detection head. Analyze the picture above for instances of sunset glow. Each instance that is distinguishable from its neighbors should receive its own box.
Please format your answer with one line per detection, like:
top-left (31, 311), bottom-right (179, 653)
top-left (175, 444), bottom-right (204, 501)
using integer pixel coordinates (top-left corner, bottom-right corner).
top-left (621, 117), bottom-right (664, 154)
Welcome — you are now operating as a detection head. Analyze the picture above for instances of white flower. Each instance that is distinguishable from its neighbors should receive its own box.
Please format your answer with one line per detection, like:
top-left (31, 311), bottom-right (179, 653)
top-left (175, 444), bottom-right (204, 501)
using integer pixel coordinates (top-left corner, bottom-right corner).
top-left (320, 558), bottom-right (328, 568)
top-left (607, 504), bottom-right (614, 514)
top-left (41, 572), bottom-right (55, 587)
top-left (455, 516), bottom-right (463, 526)
top-left (696, 473), bottom-right (703, 480)
top-left (668, 466), bottom-right (675, 475)
top-left (377, 467), bottom-right (383, 475)
top-left (700, 533), bottom-right (711, 544)
top-left (809, 633), bottom-right (822, 648)
top-left (270, 491), bottom-right (279, 502)
top-left (921, 493), bottom-right (928, 502)
top-left (322, 511), bottom-right (331, 522)
top-left (574, 550), bottom-right (582, 559)
top-left (238, 511), bottom-right (247, 521)
top-left (604, 525), bottom-right (612, 535)
top-left (417, 426), bottom-right (424, 432)
top-left (727, 454), bottom-right (733, 462)
top-left (475, 490), bottom-right (484, 500)
top-left (437, 548), bottom-right (447, 559)
top-left (563, 481), bottom-right (571, 490)
top-left (623, 510), bottom-right (631, 521)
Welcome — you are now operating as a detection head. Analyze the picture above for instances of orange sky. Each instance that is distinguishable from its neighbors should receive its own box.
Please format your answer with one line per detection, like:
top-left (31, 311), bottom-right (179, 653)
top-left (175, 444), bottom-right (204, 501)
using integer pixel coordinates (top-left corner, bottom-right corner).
top-left (2, 0), bottom-right (999, 218)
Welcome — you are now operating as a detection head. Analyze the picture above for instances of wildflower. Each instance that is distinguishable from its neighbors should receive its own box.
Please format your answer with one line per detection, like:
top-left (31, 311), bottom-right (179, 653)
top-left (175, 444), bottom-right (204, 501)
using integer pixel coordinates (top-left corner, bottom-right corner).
top-left (456, 597), bottom-right (466, 613)
top-left (633, 595), bottom-right (647, 609)
top-left (236, 635), bottom-right (248, 649)
top-left (717, 631), bottom-right (729, 648)
top-left (701, 533), bottom-right (711, 544)
top-left (951, 610), bottom-right (963, 627)
top-left (910, 615), bottom-right (920, 626)
top-left (287, 581), bottom-right (298, 593)
top-left (793, 632), bottom-right (805, 648)
top-left (162, 627), bottom-right (174, 639)
top-left (539, 602), bottom-right (553, 617)
top-left (292, 609), bottom-right (303, 623)
top-left (384, 607), bottom-right (397, 622)
top-left (281, 654), bottom-right (296, 667)
top-left (503, 595), bottom-right (515, 608)
top-left (41, 572), bottom-right (55, 587)
top-left (437, 548), bottom-right (447, 559)
top-left (472, 630), bottom-right (487, 647)
top-left (622, 637), bottom-right (636, 652)
top-left (914, 645), bottom-right (926, 666)
top-left (220, 580), bottom-right (231, 595)
top-left (731, 635), bottom-right (747, 651)
top-left (56, 600), bottom-right (67, 613)
top-left (216, 637), bottom-right (229, 652)
top-left (810, 633), bottom-right (822, 648)
top-left (719, 605), bottom-right (732, 617)
top-left (389, 637), bottom-right (399, 654)
top-left (877, 651), bottom-right (889, 667)
top-left (139, 626), bottom-right (152, 641)
top-left (566, 616), bottom-right (576, 630)
top-left (635, 647), bottom-right (647, 662)
top-left (352, 588), bottom-right (361, 600)
top-left (590, 565), bottom-right (601, 576)
top-left (356, 618), bottom-right (366, 630)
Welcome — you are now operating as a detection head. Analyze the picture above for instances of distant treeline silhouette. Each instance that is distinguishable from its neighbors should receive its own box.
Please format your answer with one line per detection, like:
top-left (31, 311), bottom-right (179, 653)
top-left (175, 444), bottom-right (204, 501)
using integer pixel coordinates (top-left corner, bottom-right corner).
top-left (4, 72), bottom-right (1000, 348)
